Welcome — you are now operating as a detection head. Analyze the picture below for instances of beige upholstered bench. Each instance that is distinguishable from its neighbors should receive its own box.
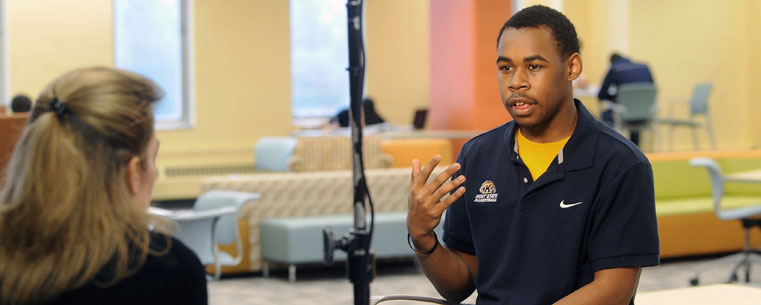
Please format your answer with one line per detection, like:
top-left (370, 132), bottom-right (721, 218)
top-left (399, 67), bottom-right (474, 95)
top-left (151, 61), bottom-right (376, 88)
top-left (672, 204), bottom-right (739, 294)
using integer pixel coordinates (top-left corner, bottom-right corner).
top-left (201, 167), bottom-right (446, 274)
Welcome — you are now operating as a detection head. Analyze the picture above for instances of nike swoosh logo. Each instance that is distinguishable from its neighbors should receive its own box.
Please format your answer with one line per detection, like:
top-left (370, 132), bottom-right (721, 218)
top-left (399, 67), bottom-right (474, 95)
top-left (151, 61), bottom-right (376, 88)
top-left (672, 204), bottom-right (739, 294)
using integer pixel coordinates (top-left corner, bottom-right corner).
top-left (559, 200), bottom-right (583, 208)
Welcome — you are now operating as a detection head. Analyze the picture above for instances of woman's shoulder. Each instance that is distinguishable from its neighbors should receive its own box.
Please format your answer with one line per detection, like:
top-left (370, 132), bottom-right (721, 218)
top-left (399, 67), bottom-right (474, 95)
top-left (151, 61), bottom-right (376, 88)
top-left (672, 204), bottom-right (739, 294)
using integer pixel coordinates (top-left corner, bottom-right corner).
top-left (143, 231), bottom-right (209, 303)
top-left (148, 231), bottom-right (204, 270)
top-left (48, 232), bottom-right (208, 305)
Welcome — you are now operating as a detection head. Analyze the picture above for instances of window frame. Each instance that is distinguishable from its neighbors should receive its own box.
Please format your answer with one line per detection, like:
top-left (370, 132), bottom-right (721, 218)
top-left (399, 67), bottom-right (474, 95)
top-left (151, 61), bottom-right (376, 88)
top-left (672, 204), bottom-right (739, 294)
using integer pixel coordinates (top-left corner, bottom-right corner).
top-left (0, 0), bottom-right (7, 108)
top-left (289, 0), bottom-right (352, 123)
top-left (113, 0), bottom-right (194, 130)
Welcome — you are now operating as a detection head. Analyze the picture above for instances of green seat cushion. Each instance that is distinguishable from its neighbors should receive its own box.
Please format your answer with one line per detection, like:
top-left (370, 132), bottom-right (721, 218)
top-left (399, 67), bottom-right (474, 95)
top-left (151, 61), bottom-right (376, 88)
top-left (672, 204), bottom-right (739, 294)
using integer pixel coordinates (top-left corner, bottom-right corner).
top-left (656, 196), bottom-right (761, 217)
top-left (653, 157), bottom-right (761, 200)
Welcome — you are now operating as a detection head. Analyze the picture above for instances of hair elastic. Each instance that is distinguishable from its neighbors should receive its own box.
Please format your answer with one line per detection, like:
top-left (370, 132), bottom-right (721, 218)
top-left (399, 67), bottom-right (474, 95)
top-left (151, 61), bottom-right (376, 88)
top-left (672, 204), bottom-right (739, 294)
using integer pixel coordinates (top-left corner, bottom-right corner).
top-left (49, 97), bottom-right (69, 120)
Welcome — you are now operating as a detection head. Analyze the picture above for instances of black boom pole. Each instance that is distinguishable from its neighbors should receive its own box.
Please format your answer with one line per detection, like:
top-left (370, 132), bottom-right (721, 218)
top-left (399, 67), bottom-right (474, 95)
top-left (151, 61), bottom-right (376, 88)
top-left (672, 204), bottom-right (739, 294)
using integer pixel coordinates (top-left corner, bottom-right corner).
top-left (323, 1), bottom-right (373, 305)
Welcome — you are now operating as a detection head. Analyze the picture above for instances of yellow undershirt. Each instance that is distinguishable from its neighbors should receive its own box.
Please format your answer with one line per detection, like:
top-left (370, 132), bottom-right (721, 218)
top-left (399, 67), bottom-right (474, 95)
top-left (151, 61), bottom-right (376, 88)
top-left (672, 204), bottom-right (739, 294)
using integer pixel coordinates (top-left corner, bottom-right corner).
top-left (516, 129), bottom-right (570, 180)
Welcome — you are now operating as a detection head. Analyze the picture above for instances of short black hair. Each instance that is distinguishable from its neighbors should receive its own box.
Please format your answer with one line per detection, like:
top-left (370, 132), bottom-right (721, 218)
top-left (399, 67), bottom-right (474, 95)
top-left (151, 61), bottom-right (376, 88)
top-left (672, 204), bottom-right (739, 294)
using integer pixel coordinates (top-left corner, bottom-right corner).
top-left (610, 53), bottom-right (624, 63)
top-left (496, 5), bottom-right (580, 59)
top-left (10, 94), bottom-right (31, 113)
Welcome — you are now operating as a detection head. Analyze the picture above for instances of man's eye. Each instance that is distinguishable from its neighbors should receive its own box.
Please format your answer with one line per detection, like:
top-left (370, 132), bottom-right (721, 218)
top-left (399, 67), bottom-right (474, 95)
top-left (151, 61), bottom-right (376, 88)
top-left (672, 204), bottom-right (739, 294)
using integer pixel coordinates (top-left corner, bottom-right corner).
top-left (500, 65), bottom-right (512, 72)
top-left (528, 64), bottom-right (541, 71)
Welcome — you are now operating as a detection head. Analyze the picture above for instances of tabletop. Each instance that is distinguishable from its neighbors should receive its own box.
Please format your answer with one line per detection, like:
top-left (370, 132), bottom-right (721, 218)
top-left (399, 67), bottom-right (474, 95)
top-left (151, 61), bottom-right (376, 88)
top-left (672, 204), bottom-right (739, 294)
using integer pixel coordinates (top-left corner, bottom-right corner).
top-left (149, 206), bottom-right (237, 221)
top-left (726, 168), bottom-right (761, 183)
top-left (636, 284), bottom-right (761, 305)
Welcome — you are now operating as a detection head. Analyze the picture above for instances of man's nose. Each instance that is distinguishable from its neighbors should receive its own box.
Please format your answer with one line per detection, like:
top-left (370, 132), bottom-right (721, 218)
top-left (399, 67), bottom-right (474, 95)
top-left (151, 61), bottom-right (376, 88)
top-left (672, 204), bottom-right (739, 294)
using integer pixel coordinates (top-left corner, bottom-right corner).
top-left (508, 69), bottom-right (529, 91)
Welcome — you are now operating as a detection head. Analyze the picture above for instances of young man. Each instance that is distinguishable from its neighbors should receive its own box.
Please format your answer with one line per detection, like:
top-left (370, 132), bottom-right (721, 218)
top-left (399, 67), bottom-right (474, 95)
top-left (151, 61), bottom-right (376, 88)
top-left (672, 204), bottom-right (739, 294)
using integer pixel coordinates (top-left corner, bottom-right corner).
top-left (406, 5), bottom-right (660, 305)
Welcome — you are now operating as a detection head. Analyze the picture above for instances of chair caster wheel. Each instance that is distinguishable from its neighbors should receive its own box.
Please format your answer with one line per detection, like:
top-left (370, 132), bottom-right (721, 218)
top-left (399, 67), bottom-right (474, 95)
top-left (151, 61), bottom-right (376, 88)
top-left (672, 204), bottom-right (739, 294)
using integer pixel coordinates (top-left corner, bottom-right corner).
top-left (689, 278), bottom-right (699, 286)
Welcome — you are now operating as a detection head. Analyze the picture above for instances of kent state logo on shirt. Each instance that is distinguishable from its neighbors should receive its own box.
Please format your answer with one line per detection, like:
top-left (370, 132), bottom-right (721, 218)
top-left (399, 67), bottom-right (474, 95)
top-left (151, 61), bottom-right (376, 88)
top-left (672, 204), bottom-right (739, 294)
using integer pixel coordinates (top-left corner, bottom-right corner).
top-left (475, 180), bottom-right (498, 203)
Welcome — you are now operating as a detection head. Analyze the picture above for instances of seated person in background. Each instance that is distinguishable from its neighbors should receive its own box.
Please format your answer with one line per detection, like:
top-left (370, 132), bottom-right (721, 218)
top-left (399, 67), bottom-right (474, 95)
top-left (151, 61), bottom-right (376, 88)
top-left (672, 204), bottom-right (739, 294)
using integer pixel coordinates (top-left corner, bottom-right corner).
top-left (0, 67), bottom-right (208, 305)
top-left (329, 97), bottom-right (386, 128)
top-left (597, 53), bottom-right (655, 146)
top-left (10, 94), bottom-right (32, 113)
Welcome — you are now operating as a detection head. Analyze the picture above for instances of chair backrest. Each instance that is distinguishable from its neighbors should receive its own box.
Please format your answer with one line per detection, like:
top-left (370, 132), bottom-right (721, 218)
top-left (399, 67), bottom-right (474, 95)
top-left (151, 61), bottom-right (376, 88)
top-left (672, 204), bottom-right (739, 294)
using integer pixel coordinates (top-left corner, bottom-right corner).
top-left (193, 190), bottom-right (259, 244)
top-left (616, 83), bottom-right (657, 122)
top-left (689, 82), bottom-right (713, 116)
top-left (371, 295), bottom-right (456, 304)
top-left (689, 157), bottom-right (725, 214)
top-left (174, 216), bottom-right (219, 265)
top-left (255, 136), bottom-right (297, 172)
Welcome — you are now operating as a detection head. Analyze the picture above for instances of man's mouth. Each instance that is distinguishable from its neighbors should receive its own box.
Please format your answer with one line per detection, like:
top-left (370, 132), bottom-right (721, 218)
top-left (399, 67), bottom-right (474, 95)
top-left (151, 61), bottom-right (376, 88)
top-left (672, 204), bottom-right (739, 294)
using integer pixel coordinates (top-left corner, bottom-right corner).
top-left (508, 97), bottom-right (537, 115)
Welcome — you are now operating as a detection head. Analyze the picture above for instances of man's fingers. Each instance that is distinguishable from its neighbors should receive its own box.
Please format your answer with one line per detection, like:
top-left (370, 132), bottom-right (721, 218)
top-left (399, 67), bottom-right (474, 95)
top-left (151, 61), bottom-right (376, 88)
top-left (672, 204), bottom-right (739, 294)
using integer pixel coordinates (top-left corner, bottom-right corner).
top-left (435, 186), bottom-right (466, 214)
top-left (410, 158), bottom-right (421, 187)
top-left (431, 174), bottom-right (466, 201)
top-left (425, 162), bottom-right (461, 193)
top-left (414, 155), bottom-right (441, 188)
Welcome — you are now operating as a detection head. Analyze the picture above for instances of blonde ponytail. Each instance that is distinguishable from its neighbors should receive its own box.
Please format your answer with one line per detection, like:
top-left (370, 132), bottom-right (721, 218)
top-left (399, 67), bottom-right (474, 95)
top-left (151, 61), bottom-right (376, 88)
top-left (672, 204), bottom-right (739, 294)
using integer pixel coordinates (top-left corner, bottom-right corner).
top-left (0, 67), bottom-right (164, 304)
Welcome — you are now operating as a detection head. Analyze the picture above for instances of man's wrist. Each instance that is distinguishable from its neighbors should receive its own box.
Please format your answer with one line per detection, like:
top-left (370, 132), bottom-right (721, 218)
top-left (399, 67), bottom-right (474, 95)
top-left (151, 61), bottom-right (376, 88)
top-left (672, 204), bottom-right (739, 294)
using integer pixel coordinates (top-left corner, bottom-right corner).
top-left (408, 231), bottom-right (439, 255)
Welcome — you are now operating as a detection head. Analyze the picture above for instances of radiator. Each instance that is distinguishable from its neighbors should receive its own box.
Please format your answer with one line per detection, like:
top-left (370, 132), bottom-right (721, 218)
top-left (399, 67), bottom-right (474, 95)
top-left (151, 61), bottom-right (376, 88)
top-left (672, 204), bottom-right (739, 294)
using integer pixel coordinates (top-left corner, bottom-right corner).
top-left (153, 162), bottom-right (256, 201)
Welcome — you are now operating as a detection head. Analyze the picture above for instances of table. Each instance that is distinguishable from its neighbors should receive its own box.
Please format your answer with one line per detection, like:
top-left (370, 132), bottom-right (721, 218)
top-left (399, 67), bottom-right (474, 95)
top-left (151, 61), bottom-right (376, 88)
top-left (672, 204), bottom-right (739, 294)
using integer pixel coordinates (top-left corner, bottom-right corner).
top-left (727, 168), bottom-right (761, 183)
top-left (149, 206), bottom-right (238, 276)
top-left (377, 129), bottom-right (484, 140)
top-left (636, 284), bottom-right (761, 305)
top-left (149, 206), bottom-right (237, 221)
top-left (292, 126), bottom-right (484, 140)
top-left (148, 206), bottom-right (237, 257)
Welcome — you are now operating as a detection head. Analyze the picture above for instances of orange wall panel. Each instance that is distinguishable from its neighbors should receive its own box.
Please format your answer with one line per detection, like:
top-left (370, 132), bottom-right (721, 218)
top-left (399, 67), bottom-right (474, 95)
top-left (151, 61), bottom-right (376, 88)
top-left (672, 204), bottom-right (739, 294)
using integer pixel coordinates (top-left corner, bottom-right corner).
top-left (429, 0), bottom-right (476, 131)
top-left (429, 0), bottom-right (512, 158)
top-left (473, 1), bottom-right (512, 131)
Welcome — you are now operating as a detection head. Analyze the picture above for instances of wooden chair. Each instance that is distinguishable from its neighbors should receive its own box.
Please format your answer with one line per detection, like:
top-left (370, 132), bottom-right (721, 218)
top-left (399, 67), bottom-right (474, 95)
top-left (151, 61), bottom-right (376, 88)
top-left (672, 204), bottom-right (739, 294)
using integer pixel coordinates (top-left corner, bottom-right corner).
top-left (0, 113), bottom-right (29, 181)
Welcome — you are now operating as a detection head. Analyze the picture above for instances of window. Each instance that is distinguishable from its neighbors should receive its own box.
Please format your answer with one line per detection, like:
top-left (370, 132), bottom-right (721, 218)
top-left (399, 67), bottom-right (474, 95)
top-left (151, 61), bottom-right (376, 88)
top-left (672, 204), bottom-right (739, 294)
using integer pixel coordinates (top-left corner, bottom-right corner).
top-left (290, 0), bottom-right (349, 119)
top-left (0, 0), bottom-right (6, 108)
top-left (114, 0), bottom-right (192, 129)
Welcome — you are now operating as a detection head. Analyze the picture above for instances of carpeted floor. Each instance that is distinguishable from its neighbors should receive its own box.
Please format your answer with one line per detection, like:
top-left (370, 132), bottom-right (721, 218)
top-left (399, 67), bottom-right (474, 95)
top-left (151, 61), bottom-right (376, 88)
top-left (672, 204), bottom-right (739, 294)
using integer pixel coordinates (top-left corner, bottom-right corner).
top-left (207, 255), bottom-right (761, 304)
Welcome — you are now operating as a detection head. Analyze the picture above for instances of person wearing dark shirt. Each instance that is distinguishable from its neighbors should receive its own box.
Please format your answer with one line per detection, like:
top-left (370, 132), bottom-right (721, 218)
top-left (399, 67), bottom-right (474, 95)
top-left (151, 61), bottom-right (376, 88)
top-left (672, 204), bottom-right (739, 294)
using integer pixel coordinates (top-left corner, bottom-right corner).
top-left (406, 6), bottom-right (659, 305)
top-left (49, 232), bottom-right (207, 305)
top-left (329, 97), bottom-right (386, 127)
top-left (597, 53), bottom-right (655, 145)
top-left (0, 67), bottom-right (208, 305)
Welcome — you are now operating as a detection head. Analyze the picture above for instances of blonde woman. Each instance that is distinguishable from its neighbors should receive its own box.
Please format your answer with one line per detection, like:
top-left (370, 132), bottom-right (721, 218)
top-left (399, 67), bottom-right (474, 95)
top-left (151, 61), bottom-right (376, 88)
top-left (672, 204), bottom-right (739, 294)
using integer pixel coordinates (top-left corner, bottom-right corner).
top-left (0, 67), bottom-right (207, 305)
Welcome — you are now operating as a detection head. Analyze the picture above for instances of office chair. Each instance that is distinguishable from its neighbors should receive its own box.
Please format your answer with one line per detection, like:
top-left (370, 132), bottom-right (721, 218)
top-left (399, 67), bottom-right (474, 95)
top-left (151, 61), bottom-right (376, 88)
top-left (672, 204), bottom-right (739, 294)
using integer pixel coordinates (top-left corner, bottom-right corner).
top-left (254, 136), bottom-right (299, 172)
top-left (371, 273), bottom-right (641, 305)
top-left (371, 263), bottom-right (642, 304)
top-left (371, 295), bottom-right (468, 304)
top-left (191, 190), bottom-right (260, 279)
top-left (610, 83), bottom-right (659, 150)
top-left (164, 206), bottom-right (236, 281)
top-left (658, 83), bottom-right (715, 150)
top-left (688, 157), bottom-right (761, 285)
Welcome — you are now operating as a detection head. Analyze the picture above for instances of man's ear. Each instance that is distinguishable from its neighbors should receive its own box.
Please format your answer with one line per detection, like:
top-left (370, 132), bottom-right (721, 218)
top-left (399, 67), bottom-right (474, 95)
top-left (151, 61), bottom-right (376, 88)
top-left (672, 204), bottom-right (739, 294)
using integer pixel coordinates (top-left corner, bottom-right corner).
top-left (567, 53), bottom-right (583, 81)
top-left (125, 156), bottom-right (142, 195)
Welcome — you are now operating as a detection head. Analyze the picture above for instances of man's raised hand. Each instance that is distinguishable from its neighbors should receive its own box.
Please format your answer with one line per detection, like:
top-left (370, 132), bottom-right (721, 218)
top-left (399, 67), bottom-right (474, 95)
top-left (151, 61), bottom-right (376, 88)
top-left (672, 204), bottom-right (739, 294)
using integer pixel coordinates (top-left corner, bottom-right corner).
top-left (407, 155), bottom-right (466, 250)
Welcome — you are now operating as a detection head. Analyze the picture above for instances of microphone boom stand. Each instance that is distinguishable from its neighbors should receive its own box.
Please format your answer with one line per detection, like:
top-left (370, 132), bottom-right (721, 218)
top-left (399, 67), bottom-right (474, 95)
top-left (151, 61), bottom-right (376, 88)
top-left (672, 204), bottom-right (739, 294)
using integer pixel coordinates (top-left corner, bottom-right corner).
top-left (323, 1), bottom-right (373, 305)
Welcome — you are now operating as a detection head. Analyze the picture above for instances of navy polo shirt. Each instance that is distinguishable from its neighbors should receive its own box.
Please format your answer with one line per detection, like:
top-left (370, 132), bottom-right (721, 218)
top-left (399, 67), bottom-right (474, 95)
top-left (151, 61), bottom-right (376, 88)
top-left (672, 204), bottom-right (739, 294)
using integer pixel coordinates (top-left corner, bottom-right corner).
top-left (443, 100), bottom-right (660, 305)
